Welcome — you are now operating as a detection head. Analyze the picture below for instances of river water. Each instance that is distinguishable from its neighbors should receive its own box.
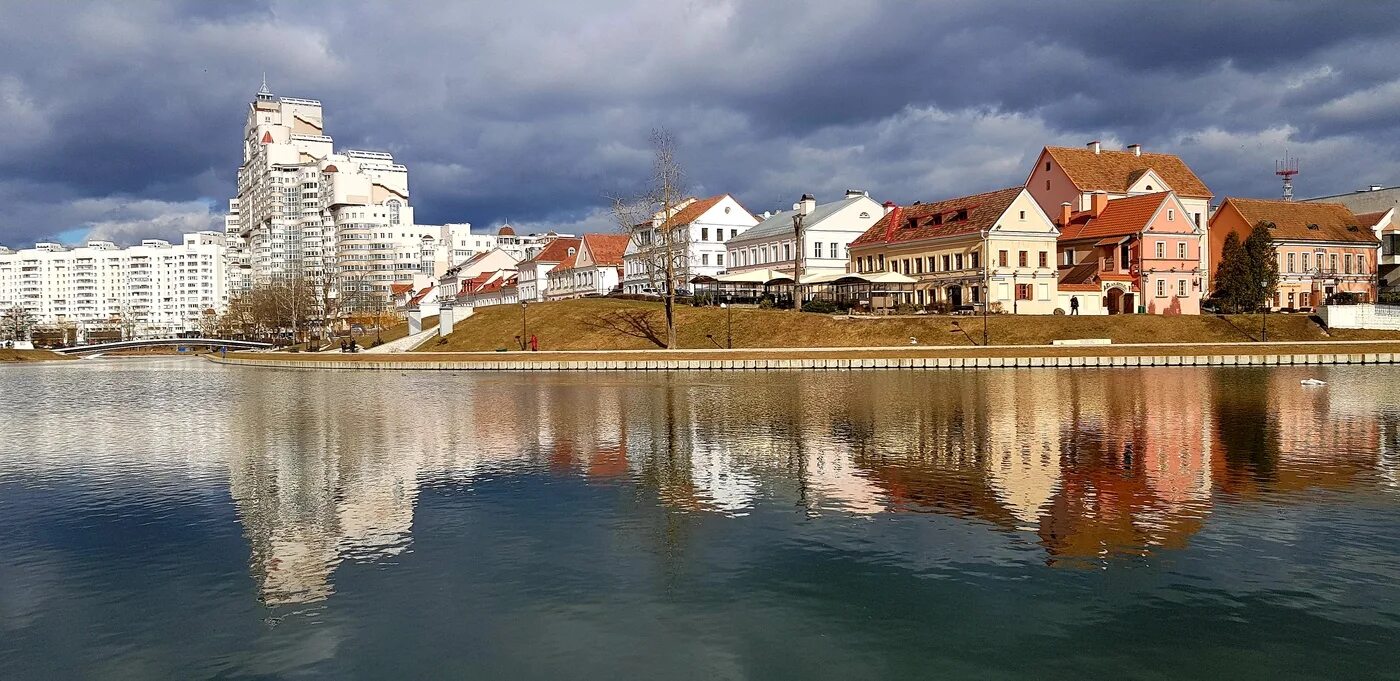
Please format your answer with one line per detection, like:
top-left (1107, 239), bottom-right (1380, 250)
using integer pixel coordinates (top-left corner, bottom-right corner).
top-left (2, 358), bottom-right (1399, 679)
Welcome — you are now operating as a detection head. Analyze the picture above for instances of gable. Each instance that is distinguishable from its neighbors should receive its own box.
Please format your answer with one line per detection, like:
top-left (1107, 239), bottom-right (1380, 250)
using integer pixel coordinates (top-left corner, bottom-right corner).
top-left (990, 190), bottom-right (1059, 235)
top-left (1126, 169), bottom-right (1170, 195)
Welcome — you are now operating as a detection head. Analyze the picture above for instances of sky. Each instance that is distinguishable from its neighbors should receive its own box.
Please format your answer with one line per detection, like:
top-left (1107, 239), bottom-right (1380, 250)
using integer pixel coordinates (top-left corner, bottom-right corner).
top-left (1, 0), bottom-right (1398, 247)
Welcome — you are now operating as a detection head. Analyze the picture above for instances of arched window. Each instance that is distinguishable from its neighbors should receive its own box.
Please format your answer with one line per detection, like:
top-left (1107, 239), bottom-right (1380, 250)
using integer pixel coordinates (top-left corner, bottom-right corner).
top-left (387, 199), bottom-right (402, 225)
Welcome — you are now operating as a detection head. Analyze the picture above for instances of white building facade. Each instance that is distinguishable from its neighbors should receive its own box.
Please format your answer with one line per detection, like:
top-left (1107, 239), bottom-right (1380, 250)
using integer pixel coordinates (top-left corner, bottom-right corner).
top-left (726, 190), bottom-right (883, 277)
top-left (0, 232), bottom-right (229, 338)
top-left (621, 194), bottom-right (758, 294)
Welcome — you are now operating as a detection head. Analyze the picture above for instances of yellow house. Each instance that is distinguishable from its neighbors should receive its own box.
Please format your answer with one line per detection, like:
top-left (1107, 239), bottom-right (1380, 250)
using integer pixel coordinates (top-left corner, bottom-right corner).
top-left (847, 187), bottom-right (1061, 313)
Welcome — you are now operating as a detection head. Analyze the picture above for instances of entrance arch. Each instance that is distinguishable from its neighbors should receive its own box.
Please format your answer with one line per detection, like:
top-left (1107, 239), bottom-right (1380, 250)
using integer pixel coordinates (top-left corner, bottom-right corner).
top-left (1106, 288), bottom-right (1124, 314)
top-left (947, 285), bottom-right (963, 308)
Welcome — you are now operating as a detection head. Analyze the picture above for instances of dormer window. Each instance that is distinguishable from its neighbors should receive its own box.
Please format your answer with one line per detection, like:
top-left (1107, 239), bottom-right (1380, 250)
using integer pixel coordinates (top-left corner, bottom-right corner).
top-left (859, 211), bottom-right (870, 219)
top-left (568, 247), bottom-right (576, 256)
top-left (955, 209), bottom-right (968, 221)
top-left (1146, 185), bottom-right (1154, 191)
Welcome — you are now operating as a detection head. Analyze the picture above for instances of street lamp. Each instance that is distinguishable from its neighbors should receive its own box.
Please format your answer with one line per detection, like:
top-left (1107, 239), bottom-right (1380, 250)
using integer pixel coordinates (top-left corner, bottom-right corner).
top-left (980, 230), bottom-right (989, 347)
top-left (721, 301), bottom-right (732, 349)
top-left (520, 300), bottom-right (528, 351)
top-left (1260, 279), bottom-right (1269, 343)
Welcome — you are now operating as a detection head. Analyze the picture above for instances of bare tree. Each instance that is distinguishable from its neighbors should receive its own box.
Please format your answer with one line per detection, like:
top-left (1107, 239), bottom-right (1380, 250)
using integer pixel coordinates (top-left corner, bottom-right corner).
top-left (614, 129), bottom-right (687, 348)
top-left (2, 305), bottom-right (34, 342)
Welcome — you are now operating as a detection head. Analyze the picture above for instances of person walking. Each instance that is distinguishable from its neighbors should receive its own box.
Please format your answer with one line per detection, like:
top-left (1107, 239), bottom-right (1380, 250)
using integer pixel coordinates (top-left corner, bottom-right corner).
top-left (529, 334), bottom-right (539, 352)
top-left (1070, 296), bottom-right (1080, 315)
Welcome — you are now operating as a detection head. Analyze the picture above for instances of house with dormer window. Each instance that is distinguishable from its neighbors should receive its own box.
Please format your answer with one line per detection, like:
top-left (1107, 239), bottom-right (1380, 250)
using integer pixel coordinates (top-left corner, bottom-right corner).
top-left (1026, 142), bottom-right (1213, 292)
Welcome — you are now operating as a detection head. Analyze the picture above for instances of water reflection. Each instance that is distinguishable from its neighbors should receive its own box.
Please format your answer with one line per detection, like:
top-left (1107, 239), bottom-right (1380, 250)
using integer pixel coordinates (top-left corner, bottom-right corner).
top-left (200, 365), bottom-right (1400, 603)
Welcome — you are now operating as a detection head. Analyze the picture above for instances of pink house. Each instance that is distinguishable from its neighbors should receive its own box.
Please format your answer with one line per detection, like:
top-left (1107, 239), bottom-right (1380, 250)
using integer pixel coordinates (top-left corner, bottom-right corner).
top-left (1056, 191), bottom-right (1204, 315)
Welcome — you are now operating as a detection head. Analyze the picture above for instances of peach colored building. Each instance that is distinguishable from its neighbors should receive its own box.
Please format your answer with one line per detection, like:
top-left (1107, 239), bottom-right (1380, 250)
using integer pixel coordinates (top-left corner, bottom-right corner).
top-left (1056, 191), bottom-right (1205, 315)
top-left (1209, 198), bottom-right (1379, 309)
top-left (1025, 143), bottom-right (1214, 291)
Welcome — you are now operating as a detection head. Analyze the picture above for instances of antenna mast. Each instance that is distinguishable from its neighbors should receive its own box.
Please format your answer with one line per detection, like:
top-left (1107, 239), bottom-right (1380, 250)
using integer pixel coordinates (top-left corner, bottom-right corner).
top-left (1276, 153), bottom-right (1299, 201)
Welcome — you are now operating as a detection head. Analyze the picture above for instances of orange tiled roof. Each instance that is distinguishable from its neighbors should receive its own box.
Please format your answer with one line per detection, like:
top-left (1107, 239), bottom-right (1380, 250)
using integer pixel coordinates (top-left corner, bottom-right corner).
top-left (1044, 146), bottom-right (1212, 198)
top-left (1354, 210), bottom-right (1389, 228)
top-left (1223, 198), bottom-right (1379, 244)
top-left (660, 195), bottom-right (734, 229)
top-left (390, 283), bottom-right (414, 296)
top-left (407, 285), bottom-right (434, 306)
top-left (1058, 192), bottom-right (1170, 242)
top-left (520, 237), bottom-right (581, 265)
top-left (850, 187), bottom-right (1022, 247)
top-left (582, 233), bottom-right (631, 266)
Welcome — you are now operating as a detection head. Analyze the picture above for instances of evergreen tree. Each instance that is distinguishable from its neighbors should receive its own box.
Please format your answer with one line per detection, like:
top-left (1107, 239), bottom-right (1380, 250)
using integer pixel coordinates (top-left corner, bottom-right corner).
top-left (1213, 231), bottom-right (1250, 312)
top-left (1243, 221), bottom-right (1280, 310)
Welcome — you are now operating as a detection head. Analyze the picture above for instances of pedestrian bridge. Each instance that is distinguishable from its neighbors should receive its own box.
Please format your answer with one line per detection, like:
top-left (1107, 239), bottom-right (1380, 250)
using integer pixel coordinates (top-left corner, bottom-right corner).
top-left (52, 338), bottom-right (274, 355)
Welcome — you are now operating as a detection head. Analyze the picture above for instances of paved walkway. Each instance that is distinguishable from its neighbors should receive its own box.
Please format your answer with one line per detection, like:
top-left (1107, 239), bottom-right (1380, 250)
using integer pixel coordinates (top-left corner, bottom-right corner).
top-left (363, 327), bottom-right (438, 353)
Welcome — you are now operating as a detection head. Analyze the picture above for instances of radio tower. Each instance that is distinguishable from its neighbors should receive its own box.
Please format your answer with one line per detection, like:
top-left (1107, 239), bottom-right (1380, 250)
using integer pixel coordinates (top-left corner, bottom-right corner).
top-left (1276, 153), bottom-right (1299, 201)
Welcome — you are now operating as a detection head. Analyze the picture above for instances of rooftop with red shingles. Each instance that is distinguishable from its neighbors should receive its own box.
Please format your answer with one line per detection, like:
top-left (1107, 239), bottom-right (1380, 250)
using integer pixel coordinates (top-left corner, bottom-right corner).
top-left (1044, 146), bottom-right (1212, 198)
top-left (1223, 198), bottom-right (1380, 244)
top-left (582, 233), bottom-right (631, 266)
top-left (1058, 192), bottom-right (1170, 242)
top-left (850, 187), bottom-right (1022, 248)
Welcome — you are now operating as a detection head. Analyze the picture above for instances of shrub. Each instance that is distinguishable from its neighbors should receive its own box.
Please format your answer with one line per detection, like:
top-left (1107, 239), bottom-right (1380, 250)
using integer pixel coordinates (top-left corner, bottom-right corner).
top-left (1053, 307), bottom-right (1066, 315)
top-left (801, 299), bottom-right (840, 314)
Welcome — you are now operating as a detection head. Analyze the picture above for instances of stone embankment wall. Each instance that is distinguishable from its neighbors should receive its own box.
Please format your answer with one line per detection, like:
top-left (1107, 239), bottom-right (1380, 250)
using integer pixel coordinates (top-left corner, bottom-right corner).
top-left (207, 352), bottom-right (1399, 372)
top-left (1318, 304), bottom-right (1400, 331)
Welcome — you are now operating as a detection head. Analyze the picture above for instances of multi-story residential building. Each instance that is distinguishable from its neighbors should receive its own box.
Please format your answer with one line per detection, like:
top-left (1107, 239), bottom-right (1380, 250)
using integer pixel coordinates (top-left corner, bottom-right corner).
top-left (1308, 185), bottom-right (1400, 295)
top-left (622, 194), bottom-right (758, 295)
top-left (1025, 142), bottom-right (1213, 291)
top-left (546, 233), bottom-right (630, 299)
top-left (726, 190), bottom-right (883, 279)
top-left (1055, 191), bottom-right (1205, 315)
top-left (1209, 198), bottom-right (1379, 309)
top-left (228, 80), bottom-right (423, 306)
top-left (847, 187), bottom-right (1060, 313)
top-left (0, 232), bottom-right (229, 338)
top-left (517, 237), bottom-right (581, 302)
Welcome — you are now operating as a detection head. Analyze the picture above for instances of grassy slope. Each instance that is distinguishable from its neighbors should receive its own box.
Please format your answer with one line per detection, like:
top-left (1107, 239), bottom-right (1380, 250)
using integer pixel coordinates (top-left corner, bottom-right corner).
top-left (421, 299), bottom-right (1398, 352)
top-left (0, 349), bottom-right (75, 362)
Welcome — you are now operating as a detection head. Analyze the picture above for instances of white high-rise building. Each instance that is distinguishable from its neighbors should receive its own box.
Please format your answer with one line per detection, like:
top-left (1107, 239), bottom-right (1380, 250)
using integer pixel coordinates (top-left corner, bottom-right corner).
top-left (0, 232), bottom-right (229, 338)
top-left (228, 79), bottom-right (424, 308)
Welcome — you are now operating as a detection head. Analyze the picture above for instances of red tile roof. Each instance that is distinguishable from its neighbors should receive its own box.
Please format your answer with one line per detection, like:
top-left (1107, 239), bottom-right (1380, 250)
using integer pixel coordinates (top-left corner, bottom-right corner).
top-left (390, 283), bottom-right (414, 296)
top-left (1223, 198), bottom-right (1380, 244)
top-left (1058, 192), bottom-right (1170, 242)
top-left (407, 285), bottom-right (434, 306)
top-left (520, 237), bottom-right (581, 265)
top-left (659, 194), bottom-right (749, 230)
top-left (1354, 210), bottom-right (1389, 228)
top-left (581, 233), bottom-right (630, 266)
top-left (457, 272), bottom-right (496, 298)
top-left (1044, 146), bottom-right (1213, 198)
top-left (849, 187), bottom-right (1022, 247)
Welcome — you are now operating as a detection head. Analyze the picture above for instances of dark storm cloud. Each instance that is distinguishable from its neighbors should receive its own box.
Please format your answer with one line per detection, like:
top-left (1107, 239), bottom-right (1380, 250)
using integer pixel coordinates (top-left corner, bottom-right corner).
top-left (0, 0), bottom-right (1397, 246)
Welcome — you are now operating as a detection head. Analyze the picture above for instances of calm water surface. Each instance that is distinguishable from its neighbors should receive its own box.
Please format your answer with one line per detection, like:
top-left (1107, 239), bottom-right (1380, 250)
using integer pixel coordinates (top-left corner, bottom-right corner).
top-left (2, 358), bottom-right (1400, 679)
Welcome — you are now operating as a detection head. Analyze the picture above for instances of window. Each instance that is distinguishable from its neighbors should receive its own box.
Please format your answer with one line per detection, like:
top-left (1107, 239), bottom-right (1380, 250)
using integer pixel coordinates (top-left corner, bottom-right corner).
top-left (1018, 251), bottom-right (1028, 267)
top-left (1156, 279), bottom-right (1166, 297)
top-left (1155, 241), bottom-right (1165, 258)
top-left (1045, 180), bottom-right (1051, 191)
top-left (943, 255), bottom-right (952, 271)
top-left (1330, 254), bottom-right (1338, 273)
top-left (1287, 253), bottom-right (1296, 273)
top-left (1177, 242), bottom-right (1187, 259)
top-left (1345, 254), bottom-right (1353, 274)
top-left (783, 243), bottom-right (791, 260)
top-left (1178, 280), bottom-right (1187, 297)
top-left (1168, 209), bottom-right (1175, 221)
top-left (1063, 250), bottom-right (1075, 266)
top-left (814, 242), bottom-right (823, 258)
top-left (1359, 255), bottom-right (1367, 274)
top-left (731, 229), bottom-right (739, 240)
top-left (1038, 251), bottom-right (1047, 268)
top-left (1301, 253), bottom-right (1310, 271)
top-left (955, 254), bottom-right (964, 270)
top-left (999, 250), bottom-right (1009, 267)
top-left (831, 243), bottom-right (839, 260)
top-left (1019, 210), bottom-right (1026, 220)
top-left (1194, 213), bottom-right (1202, 227)
top-left (1045, 161), bottom-right (1051, 171)
top-left (1016, 283), bottom-right (1032, 300)
top-left (761, 246), bottom-right (769, 262)
top-left (877, 254), bottom-right (885, 270)
top-left (717, 253), bottom-right (724, 267)
top-left (386, 200), bottom-right (402, 225)
top-left (927, 256), bottom-right (936, 272)
top-left (971, 251), bottom-right (980, 269)
top-left (915, 257), bottom-right (924, 274)
top-left (1301, 292), bottom-right (1311, 308)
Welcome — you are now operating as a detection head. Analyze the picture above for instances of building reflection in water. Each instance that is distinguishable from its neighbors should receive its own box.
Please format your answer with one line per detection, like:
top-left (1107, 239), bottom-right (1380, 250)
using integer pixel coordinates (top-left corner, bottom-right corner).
top-left (223, 367), bottom-right (1400, 604)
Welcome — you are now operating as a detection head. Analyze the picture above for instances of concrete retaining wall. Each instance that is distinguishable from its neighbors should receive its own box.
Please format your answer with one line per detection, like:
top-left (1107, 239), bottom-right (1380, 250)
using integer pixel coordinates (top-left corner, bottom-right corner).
top-left (206, 352), bottom-right (1399, 372)
top-left (1318, 304), bottom-right (1400, 330)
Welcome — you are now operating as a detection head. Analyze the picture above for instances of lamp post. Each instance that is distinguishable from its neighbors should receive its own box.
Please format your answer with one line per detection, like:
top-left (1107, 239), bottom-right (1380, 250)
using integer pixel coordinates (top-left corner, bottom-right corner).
top-left (520, 300), bottom-right (528, 350)
top-left (1260, 280), bottom-right (1269, 343)
top-left (980, 230), bottom-right (990, 346)
top-left (721, 301), bottom-right (732, 348)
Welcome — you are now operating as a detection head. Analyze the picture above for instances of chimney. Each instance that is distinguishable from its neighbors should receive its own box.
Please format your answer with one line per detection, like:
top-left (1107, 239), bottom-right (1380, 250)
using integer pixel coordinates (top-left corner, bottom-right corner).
top-left (799, 193), bottom-right (816, 216)
top-left (1091, 191), bottom-right (1109, 217)
top-left (1128, 144), bottom-right (1141, 157)
top-left (845, 189), bottom-right (868, 199)
top-left (1059, 202), bottom-right (1072, 226)
top-left (882, 204), bottom-right (903, 243)
top-left (1087, 140), bottom-right (1101, 154)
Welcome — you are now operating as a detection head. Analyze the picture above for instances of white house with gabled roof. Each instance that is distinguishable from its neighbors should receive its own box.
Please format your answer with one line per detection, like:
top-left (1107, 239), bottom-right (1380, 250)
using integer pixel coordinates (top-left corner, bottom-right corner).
top-left (726, 190), bottom-right (884, 278)
top-left (621, 194), bottom-right (758, 294)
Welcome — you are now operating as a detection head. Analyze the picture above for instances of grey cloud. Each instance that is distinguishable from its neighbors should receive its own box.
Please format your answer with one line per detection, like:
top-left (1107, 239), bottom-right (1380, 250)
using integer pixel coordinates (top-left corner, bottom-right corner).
top-left (0, 0), bottom-right (1397, 247)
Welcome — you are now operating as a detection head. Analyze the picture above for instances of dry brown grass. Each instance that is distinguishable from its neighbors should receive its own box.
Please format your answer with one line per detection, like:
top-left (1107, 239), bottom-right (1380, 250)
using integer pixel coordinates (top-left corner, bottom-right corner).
top-left (420, 299), bottom-right (1387, 352)
top-left (0, 349), bottom-right (75, 362)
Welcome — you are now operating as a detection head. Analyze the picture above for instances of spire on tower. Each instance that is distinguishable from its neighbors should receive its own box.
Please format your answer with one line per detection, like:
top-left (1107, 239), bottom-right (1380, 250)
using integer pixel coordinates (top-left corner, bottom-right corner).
top-left (259, 72), bottom-right (270, 94)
